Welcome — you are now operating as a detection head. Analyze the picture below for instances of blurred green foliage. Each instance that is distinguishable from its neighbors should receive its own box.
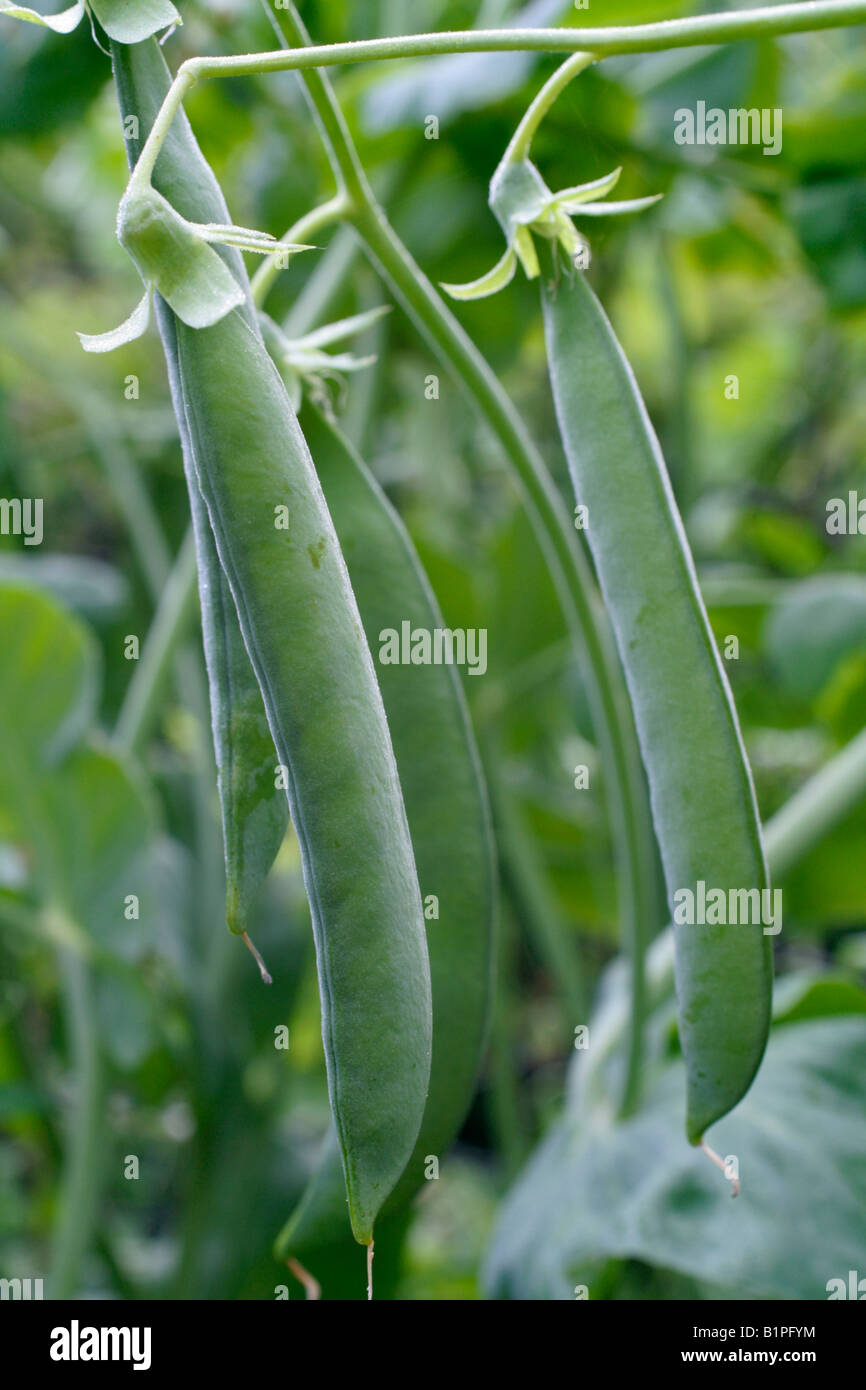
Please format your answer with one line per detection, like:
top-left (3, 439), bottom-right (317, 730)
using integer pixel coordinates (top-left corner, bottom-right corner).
top-left (0, 0), bottom-right (865, 1299)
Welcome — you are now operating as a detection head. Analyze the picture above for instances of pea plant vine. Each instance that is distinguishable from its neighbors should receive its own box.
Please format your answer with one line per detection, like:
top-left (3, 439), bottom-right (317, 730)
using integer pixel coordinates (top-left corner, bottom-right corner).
top-left (4, 0), bottom-right (866, 1301)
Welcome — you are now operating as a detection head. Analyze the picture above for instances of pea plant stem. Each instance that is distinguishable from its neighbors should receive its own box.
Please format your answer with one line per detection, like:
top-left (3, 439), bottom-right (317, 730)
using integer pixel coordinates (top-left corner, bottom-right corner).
top-left (114, 524), bottom-right (199, 754)
top-left (250, 192), bottom-right (353, 308)
top-left (265, 0), bottom-right (656, 1120)
top-left (280, 225), bottom-right (360, 338)
top-left (763, 726), bottom-right (866, 878)
top-left (50, 948), bottom-right (103, 1299)
top-left (128, 1), bottom-right (866, 201)
top-left (503, 51), bottom-right (595, 164)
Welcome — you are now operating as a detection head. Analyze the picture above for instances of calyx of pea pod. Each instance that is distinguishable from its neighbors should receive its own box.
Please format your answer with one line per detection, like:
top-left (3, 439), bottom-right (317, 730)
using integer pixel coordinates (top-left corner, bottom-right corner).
top-left (259, 305), bottom-right (391, 411)
top-left (78, 185), bottom-right (311, 354)
top-left (442, 155), bottom-right (661, 302)
top-left (0, 0), bottom-right (181, 43)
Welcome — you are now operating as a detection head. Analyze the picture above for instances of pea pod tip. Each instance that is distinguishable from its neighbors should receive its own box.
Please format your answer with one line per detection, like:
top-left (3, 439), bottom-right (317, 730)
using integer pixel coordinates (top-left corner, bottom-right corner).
top-left (241, 929), bottom-right (273, 985)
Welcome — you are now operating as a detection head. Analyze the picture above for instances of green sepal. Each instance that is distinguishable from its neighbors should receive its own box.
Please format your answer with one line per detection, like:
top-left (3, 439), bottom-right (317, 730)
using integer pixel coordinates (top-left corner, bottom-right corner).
top-left (258, 306), bottom-right (386, 400)
top-left (117, 185), bottom-right (245, 329)
top-left (444, 67), bottom-right (662, 304)
top-left (195, 222), bottom-right (311, 258)
top-left (0, 0), bottom-right (84, 32)
top-left (489, 157), bottom-right (550, 240)
top-left (440, 244), bottom-right (517, 302)
top-left (513, 224), bottom-right (540, 279)
top-left (549, 167), bottom-right (623, 211)
top-left (77, 286), bottom-right (151, 354)
top-left (89, 0), bottom-right (180, 43)
top-left (0, 0), bottom-right (181, 41)
top-left (570, 194), bottom-right (664, 218)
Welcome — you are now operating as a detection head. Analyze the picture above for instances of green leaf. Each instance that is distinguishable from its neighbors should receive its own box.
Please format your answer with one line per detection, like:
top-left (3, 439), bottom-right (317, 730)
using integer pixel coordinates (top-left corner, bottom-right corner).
top-left (77, 287), bottom-right (151, 355)
top-left (0, 585), bottom-right (156, 950)
top-left (94, 973), bottom-right (154, 1069)
top-left (485, 1017), bottom-right (866, 1300)
top-left (88, 0), bottom-right (179, 44)
top-left (40, 745), bottom-right (156, 950)
top-left (764, 575), bottom-right (866, 702)
top-left (0, 583), bottom-right (99, 775)
top-left (0, 0), bottom-right (83, 33)
top-left (788, 178), bottom-right (866, 310)
top-left (772, 970), bottom-right (866, 1025)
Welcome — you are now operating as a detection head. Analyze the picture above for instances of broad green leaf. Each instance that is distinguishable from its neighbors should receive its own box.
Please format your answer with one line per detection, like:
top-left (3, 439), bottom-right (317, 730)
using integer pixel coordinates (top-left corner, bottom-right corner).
top-left (94, 972), bottom-right (155, 1068)
top-left (788, 178), bottom-right (866, 309)
top-left (40, 745), bottom-right (156, 950)
top-left (0, 585), bottom-right (156, 952)
top-left (88, 0), bottom-right (179, 44)
top-left (0, 583), bottom-right (99, 776)
top-left (764, 575), bottom-right (866, 702)
top-left (485, 1017), bottom-right (866, 1300)
top-left (772, 970), bottom-right (866, 1025)
top-left (0, 0), bottom-right (83, 33)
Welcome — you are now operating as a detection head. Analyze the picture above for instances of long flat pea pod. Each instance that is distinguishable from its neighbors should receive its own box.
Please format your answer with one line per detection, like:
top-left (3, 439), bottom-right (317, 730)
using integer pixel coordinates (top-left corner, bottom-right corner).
top-left (274, 404), bottom-right (496, 1272)
top-left (110, 38), bottom-right (288, 951)
top-left (175, 307), bottom-right (431, 1247)
top-left (541, 260), bottom-right (772, 1144)
top-left (112, 38), bottom-right (432, 1245)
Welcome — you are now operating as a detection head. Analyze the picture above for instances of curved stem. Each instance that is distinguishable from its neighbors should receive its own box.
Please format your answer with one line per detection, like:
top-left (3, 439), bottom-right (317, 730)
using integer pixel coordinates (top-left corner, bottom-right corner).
top-left (251, 192), bottom-right (354, 308)
top-left (280, 225), bottom-right (360, 335)
top-left (129, 2), bottom-right (866, 200)
top-left (504, 51), bottom-right (595, 164)
top-left (266, 1), bottom-right (657, 1120)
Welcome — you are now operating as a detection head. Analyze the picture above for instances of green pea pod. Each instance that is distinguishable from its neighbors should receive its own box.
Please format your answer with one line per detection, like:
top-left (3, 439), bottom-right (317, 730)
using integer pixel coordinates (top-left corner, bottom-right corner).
top-left (541, 261), bottom-right (772, 1143)
top-left (112, 37), bottom-right (432, 1242)
top-left (175, 309), bottom-right (431, 1245)
top-left (274, 404), bottom-right (496, 1268)
top-left (111, 38), bottom-right (288, 941)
